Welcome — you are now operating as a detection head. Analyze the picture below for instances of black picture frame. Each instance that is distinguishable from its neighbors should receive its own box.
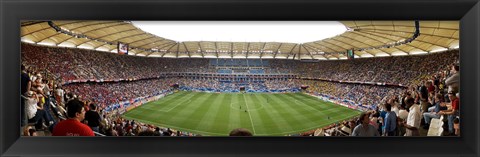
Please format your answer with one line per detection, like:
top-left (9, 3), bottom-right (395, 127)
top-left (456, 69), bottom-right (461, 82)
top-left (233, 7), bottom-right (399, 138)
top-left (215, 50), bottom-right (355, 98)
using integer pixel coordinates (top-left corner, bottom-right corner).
top-left (1, 0), bottom-right (479, 157)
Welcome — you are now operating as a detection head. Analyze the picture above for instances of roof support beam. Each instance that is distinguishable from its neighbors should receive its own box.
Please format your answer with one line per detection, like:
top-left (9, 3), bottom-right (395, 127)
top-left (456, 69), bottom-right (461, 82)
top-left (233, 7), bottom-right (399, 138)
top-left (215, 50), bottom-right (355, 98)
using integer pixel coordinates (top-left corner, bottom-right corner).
top-left (326, 38), bottom-right (376, 56)
top-left (360, 31), bottom-right (434, 52)
top-left (246, 43), bottom-right (250, 58)
top-left (352, 24), bottom-right (458, 31)
top-left (135, 38), bottom-right (168, 48)
top-left (338, 34), bottom-right (397, 55)
top-left (129, 36), bottom-right (158, 45)
top-left (357, 28), bottom-right (458, 40)
top-left (52, 22), bottom-right (128, 45)
top-left (349, 31), bottom-right (410, 53)
top-left (22, 21), bottom-right (85, 38)
top-left (68, 21), bottom-right (120, 32)
top-left (314, 41), bottom-right (345, 52)
top-left (230, 42), bottom-right (234, 58)
top-left (273, 43), bottom-right (283, 59)
top-left (288, 44), bottom-right (298, 59)
top-left (161, 43), bottom-right (178, 57)
top-left (259, 42), bottom-right (267, 58)
top-left (214, 42), bottom-right (219, 58)
top-left (183, 43), bottom-right (191, 58)
top-left (297, 44), bottom-right (302, 60)
top-left (197, 42), bottom-right (205, 58)
top-left (301, 44), bottom-right (315, 59)
top-left (308, 42), bottom-right (339, 53)
top-left (74, 28), bottom-right (138, 46)
top-left (145, 42), bottom-right (176, 56)
top-left (361, 30), bottom-right (449, 49)
top-left (303, 44), bottom-right (328, 59)
top-left (176, 43), bottom-right (180, 58)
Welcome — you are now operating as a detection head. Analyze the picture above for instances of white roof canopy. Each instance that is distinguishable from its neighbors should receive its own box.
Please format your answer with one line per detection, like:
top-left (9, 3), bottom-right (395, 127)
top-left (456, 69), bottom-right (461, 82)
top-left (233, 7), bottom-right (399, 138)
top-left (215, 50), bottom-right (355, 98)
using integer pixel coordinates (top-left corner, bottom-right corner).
top-left (21, 21), bottom-right (459, 60)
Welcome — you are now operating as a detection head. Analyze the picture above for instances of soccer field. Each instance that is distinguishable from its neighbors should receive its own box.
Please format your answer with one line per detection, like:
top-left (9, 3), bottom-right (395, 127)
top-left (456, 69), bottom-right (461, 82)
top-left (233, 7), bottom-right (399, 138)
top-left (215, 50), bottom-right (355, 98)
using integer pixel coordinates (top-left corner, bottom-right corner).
top-left (122, 91), bottom-right (361, 136)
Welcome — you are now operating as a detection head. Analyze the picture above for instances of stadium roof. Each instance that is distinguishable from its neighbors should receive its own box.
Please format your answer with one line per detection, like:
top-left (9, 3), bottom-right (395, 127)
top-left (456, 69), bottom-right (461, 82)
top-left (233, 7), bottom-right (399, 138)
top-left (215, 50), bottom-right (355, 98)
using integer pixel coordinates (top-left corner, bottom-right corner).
top-left (21, 21), bottom-right (459, 60)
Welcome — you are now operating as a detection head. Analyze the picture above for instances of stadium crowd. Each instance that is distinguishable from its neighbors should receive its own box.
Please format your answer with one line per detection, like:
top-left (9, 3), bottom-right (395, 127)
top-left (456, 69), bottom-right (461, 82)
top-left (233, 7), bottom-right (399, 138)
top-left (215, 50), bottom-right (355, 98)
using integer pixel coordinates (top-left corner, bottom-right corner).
top-left (292, 50), bottom-right (459, 87)
top-left (63, 78), bottom-right (176, 111)
top-left (298, 61), bottom-right (460, 136)
top-left (21, 43), bottom-right (460, 136)
top-left (176, 78), bottom-right (301, 92)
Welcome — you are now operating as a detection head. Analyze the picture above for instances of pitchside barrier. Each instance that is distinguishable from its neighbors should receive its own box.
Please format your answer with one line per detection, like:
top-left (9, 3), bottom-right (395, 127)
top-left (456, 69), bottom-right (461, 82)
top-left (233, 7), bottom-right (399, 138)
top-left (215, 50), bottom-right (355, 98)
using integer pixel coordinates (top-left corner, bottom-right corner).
top-left (305, 93), bottom-right (370, 112)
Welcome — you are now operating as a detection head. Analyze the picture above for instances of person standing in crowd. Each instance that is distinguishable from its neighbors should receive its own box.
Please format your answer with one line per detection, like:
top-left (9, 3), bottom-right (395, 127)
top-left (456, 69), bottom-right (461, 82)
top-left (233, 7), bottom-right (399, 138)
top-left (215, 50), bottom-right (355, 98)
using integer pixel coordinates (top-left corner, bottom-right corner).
top-left (419, 81), bottom-right (429, 113)
top-left (438, 91), bottom-right (460, 135)
top-left (383, 103), bottom-right (397, 136)
top-left (351, 112), bottom-right (380, 136)
top-left (84, 103), bottom-right (102, 133)
top-left (21, 64), bottom-right (32, 128)
top-left (403, 97), bottom-right (421, 136)
top-left (445, 64), bottom-right (459, 94)
top-left (52, 99), bottom-right (94, 136)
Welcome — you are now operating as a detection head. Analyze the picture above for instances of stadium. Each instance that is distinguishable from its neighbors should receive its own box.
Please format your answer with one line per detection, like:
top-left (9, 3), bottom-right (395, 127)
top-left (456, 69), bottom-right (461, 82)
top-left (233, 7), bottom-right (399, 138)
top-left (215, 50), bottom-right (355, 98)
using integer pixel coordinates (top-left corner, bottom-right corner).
top-left (20, 21), bottom-right (460, 136)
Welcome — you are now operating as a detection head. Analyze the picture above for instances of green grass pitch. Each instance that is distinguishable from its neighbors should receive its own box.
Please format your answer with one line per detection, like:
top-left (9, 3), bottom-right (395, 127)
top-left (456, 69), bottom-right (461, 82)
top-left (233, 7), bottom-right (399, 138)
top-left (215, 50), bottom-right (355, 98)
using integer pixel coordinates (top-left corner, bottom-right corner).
top-left (122, 91), bottom-right (361, 136)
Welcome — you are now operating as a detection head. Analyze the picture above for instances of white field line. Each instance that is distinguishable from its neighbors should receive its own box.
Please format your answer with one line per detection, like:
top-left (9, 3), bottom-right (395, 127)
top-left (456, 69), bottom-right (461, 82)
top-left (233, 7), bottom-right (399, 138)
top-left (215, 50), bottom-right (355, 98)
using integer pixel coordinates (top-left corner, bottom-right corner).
top-left (243, 94), bottom-right (257, 134)
top-left (293, 99), bottom-right (334, 116)
top-left (254, 112), bottom-right (360, 136)
top-left (159, 94), bottom-right (195, 112)
top-left (124, 111), bottom-right (359, 136)
top-left (125, 93), bottom-right (360, 136)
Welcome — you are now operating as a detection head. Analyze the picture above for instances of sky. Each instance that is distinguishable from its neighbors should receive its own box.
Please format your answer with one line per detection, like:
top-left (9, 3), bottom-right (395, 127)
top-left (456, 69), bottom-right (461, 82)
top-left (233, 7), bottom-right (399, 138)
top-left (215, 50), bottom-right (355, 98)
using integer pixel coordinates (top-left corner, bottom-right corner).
top-left (131, 21), bottom-right (347, 43)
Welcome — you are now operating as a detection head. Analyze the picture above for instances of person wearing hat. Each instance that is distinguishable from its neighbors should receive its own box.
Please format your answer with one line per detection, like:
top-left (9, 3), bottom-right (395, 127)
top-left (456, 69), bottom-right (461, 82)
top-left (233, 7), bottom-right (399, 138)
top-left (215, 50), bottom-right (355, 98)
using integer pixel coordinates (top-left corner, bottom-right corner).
top-left (25, 91), bottom-right (49, 131)
top-left (52, 99), bottom-right (94, 136)
top-left (438, 91), bottom-right (459, 135)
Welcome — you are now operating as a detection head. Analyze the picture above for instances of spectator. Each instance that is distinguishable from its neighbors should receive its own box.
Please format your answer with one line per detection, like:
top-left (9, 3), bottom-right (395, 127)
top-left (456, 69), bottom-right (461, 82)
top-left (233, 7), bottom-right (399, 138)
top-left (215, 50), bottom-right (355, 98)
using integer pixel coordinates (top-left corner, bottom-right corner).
top-left (21, 64), bottom-right (32, 128)
top-left (351, 112), bottom-right (380, 136)
top-left (52, 99), bottom-right (94, 136)
top-left (138, 130), bottom-right (156, 136)
top-left (154, 127), bottom-right (162, 136)
top-left (55, 85), bottom-right (65, 107)
top-left (84, 103), bottom-right (102, 132)
top-left (422, 93), bottom-right (448, 129)
top-left (438, 91), bottom-right (460, 135)
top-left (403, 97), bottom-right (421, 136)
top-left (383, 103), bottom-right (397, 136)
top-left (419, 81), bottom-right (430, 113)
top-left (25, 91), bottom-right (49, 130)
top-left (445, 64), bottom-right (460, 94)
top-left (453, 118), bottom-right (460, 136)
top-left (229, 128), bottom-right (253, 136)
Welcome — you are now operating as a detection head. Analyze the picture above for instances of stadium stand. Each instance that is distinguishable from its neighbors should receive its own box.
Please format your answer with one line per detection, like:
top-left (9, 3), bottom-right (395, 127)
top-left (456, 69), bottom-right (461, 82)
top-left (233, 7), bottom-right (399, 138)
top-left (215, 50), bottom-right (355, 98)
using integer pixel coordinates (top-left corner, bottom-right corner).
top-left (21, 43), bottom-right (460, 136)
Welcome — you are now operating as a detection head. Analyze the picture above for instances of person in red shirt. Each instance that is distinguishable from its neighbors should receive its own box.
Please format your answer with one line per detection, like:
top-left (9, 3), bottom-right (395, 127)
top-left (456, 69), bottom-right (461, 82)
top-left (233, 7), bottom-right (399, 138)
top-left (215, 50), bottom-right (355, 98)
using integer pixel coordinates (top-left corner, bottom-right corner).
top-left (439, 92), bottom-right (459, 135)
top-left (52, 99), bottom-right (94, 136)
